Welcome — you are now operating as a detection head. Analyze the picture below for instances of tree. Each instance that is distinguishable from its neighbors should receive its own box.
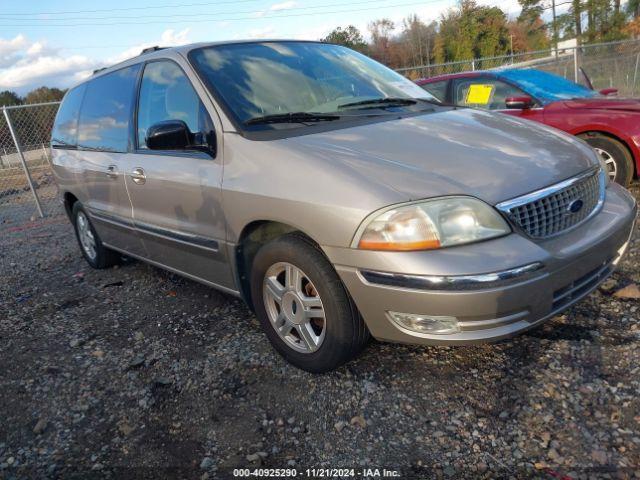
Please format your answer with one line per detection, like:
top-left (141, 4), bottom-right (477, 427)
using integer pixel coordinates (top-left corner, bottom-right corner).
top-left (516, 0), bottom-right (550, 50)
top-left (368, 18), bottom-right (395, 63)
top-left (0, 90), bottom-right (22, 107)
top-left (321, 26), bottom-right (368, 53)
top-left (437, 4), bottom-right (474, 62)
top-left (624, 16), bottom-right (640, 37)
top-left (475, 6), bottom-right (510, 58)
top-left (435, 0), bottom-right (511, 63)
top-left (398, 15), bottom-right (437, 67)
top-left (24, 86), bottom-right (66, 104)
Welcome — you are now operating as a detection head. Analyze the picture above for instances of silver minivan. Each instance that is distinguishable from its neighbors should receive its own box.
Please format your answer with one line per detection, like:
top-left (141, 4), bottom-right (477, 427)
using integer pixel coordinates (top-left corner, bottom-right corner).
top-left (52, 40), bottom-right (636, 372)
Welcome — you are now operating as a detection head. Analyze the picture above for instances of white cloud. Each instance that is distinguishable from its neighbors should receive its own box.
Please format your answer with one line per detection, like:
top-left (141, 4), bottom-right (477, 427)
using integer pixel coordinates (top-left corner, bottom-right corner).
top-left (247, 0), bottom-right (296, 19)
top-left (1, 54), bottom-right (97, 90)
top-left (270, 1), bottom-right (296, 11)
top-left (160, 27), bottom-right (191, 45)
top-left (0, 35), bottom-right (29, 68)
top-left (0, 28), bottom-right (193, 94)
top-left (107, 28), bottom-right (192, 64)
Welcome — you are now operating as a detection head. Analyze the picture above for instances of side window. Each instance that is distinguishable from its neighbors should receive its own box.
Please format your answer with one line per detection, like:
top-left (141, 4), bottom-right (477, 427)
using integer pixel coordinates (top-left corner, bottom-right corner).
top-left (419, 81), bottom-right (448, 102)
top-left (453, 78), bottom-right (531, 110)
top-left (51, 84), bottom-right (86, 147)
top-left (77, 64), bottom-right (140, 152)
top-left (137, 60), bottom-right (211, 149)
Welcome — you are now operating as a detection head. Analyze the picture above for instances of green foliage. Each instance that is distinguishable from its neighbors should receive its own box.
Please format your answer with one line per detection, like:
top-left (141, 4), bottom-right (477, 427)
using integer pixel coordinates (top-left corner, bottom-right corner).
top-left (321, 25), bottom-right (368, 53)
top-left (437, 0), bottom-right (510, 62)
top-left (0, 87), bottom-right (67, 108)
top-left (517, 0), bottom-right (550, 50)
top-left (24, 86), bottom-right (66, 104)
top-left (320, 0), bottom-right (640, 69)
top-left (0, 91), bottom-right (22, 107)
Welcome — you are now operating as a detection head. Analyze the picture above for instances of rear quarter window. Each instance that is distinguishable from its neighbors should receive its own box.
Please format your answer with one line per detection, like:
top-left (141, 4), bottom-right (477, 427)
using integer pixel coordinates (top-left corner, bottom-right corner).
top-left (51, 85), bottom-right (86, 147)
top-left (77, 64), bottom-right (140, 152)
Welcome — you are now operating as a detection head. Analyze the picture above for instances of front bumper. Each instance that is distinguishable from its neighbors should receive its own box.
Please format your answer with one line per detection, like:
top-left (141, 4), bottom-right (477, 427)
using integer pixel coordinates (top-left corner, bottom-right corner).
top-left (326, 183), bottom-right (637, 345)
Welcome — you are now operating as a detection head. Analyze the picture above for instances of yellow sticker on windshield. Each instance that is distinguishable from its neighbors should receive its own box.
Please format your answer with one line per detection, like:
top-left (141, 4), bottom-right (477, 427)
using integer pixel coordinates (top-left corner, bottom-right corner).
top-left (465, 84), bottom-right (494, 105)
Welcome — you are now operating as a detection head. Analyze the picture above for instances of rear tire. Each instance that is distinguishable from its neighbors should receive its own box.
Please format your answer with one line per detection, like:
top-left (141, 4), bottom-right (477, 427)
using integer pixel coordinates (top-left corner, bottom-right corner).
top-left (579, 133), bottom-right (634, 187)
top-left (72, 202), bottom-right (120, 269)
top-left (250, 234), bottom-right (369, 373)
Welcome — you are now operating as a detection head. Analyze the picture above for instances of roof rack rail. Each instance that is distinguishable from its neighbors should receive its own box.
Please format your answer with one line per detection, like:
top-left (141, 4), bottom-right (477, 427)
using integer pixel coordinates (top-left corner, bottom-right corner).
top-left (140, 46), bottom-right (166, 55)
top-left (92, 67), bottom-right (107, 75)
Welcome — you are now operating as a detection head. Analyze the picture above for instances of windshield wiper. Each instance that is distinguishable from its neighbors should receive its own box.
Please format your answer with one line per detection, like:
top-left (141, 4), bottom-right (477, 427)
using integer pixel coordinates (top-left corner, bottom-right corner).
top-left (338, 97), bottom-right (418, 110)
top-left (244, 112), bottom-right (340, 125)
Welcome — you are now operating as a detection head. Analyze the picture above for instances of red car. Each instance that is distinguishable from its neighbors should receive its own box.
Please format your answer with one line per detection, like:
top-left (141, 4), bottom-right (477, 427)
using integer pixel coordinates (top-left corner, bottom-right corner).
top-left (417, 69), bottom-right (640, 186)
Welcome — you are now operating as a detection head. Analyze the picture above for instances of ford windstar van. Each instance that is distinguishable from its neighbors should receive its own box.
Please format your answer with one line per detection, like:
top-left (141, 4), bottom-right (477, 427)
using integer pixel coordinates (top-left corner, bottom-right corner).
top-left (51, 41), bottom-right (636, 372)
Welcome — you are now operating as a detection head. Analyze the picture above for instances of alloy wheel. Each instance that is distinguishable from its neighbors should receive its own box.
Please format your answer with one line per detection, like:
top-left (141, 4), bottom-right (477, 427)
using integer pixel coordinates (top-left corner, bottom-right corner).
top-left (262, 262), bottom-right (326, 353)
top-left (76, 211), bottom-right (97, 260)
top-left (595, 147), bottom-right (617, 182)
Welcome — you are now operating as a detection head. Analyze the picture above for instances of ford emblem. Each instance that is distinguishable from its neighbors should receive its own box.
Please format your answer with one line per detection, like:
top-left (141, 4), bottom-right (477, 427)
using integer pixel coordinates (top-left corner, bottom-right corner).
top-left (567, 199), bottom-right (584, 214)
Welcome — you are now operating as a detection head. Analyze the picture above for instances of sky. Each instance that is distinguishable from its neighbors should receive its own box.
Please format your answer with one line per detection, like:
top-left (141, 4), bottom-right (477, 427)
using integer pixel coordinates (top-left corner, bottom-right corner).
top-left (0, 0), bottom-right (538, 95)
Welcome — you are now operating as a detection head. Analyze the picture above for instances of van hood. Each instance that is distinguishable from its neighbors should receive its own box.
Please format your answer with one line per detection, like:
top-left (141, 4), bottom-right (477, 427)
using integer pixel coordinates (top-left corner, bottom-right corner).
top-left (288, 108), bottom-right (598, 205)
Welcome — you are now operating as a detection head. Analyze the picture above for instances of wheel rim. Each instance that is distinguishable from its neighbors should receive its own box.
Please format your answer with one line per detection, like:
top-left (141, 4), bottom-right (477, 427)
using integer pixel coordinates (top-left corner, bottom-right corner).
top-left (595, 147), bottom-right (617, 182)
top-left (263, 262), bottom-right (326, 354)
top-left (76, 211), bottom-right (97, 260)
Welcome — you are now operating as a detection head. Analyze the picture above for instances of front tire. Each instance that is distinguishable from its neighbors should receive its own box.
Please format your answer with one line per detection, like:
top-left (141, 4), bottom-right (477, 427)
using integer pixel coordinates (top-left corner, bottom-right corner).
top-left (72, 202), bottom-right (120, 269)
top-left (580, 133), bottom-right (634, 187)
top-left (250, 235), bottom-right (369, 373)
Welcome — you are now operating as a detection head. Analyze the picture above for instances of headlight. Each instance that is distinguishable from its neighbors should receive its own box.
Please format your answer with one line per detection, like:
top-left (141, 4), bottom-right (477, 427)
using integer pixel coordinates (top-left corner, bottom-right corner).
top-left (356, 197), bottom-right (511, 251)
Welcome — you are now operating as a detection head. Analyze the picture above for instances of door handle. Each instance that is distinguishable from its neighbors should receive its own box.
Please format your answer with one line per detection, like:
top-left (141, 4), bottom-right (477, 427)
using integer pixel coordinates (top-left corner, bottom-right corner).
top-left (106, 165), bottom-right (118, 179)
top-left (130, 167), bottom-right (146, 185)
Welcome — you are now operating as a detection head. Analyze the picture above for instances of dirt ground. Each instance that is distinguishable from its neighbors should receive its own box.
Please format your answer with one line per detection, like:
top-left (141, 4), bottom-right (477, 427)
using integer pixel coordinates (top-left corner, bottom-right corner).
top-left (1, 188), bottom-right (639, 480)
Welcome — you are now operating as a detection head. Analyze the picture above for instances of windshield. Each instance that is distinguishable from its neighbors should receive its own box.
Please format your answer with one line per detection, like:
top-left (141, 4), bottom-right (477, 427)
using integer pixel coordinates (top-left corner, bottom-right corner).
top-left (188, 41), bottom-right (436, 126)
top-left (498, 69), bottom-right (600, 103)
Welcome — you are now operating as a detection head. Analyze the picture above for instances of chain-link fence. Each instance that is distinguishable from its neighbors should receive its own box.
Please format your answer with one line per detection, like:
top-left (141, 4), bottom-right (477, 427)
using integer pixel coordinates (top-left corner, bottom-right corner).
top-left (1, 102), bottom-right (61, 228)
top-left (397, 39), bottom-right (640, 97)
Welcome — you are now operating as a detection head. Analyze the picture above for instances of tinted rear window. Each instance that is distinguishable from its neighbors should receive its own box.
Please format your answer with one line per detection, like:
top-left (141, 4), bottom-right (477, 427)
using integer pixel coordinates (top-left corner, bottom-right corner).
top-left (77, 65), bottom-right (140, 152)
top-left (51, 84), bottom-right (86, 147)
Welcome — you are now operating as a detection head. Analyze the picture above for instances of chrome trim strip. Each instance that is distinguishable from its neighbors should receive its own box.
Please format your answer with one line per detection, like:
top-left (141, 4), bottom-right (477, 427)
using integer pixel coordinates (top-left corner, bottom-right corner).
top-left (359, 262), bottom-right (544, 291)
top-left (496, 166), bottom-right (606, 239)
top-left (88, 208), bottom-right (219, 252)
top-left (457, 309), bottom-right (530, 331)
top-left (89, 209), bottom-right (133, 229)
top-left (134, 220), bottom-right (219, 252)
top-left (497, 166), bottom-right (600, 211)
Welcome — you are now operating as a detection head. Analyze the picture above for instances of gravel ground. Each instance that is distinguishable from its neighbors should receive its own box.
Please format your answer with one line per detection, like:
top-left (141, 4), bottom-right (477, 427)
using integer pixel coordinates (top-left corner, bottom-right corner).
top-left (1, 188), bottom-right (640, 480)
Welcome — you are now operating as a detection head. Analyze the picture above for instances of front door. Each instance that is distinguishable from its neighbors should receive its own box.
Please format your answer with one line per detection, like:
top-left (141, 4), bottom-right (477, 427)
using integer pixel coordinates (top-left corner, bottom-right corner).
top-left (124, 59), bottom-right (234, 291)
top-left (451, 76), bottom-right (546, 123)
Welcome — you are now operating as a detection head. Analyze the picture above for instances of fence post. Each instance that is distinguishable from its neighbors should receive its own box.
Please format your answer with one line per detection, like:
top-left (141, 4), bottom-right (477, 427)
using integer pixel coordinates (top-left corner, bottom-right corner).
top-left (471, 60), bottom-right (476, 71)
top-left (2, 106), bottom-right (45, 218)
top-left (573, 47), bottom-right (579, 83)
top-left (632, 52), bottom-right (640, 97)
top-left (41, 143), bottom-right (50, 163)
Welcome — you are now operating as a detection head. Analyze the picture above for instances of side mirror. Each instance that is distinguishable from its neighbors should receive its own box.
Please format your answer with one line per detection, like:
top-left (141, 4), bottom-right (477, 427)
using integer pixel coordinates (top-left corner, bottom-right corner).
top-left (146, 120), bottom-right (192, 150)
top-left (505, 96), bottom-right (534, 110)
top-left (599, 88), bottom-right (618, 96)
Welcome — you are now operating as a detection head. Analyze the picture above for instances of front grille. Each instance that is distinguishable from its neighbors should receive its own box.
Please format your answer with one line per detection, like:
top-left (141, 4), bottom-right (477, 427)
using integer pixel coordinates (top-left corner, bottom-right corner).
top-left (498, 168), bottom-right (603, 239)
